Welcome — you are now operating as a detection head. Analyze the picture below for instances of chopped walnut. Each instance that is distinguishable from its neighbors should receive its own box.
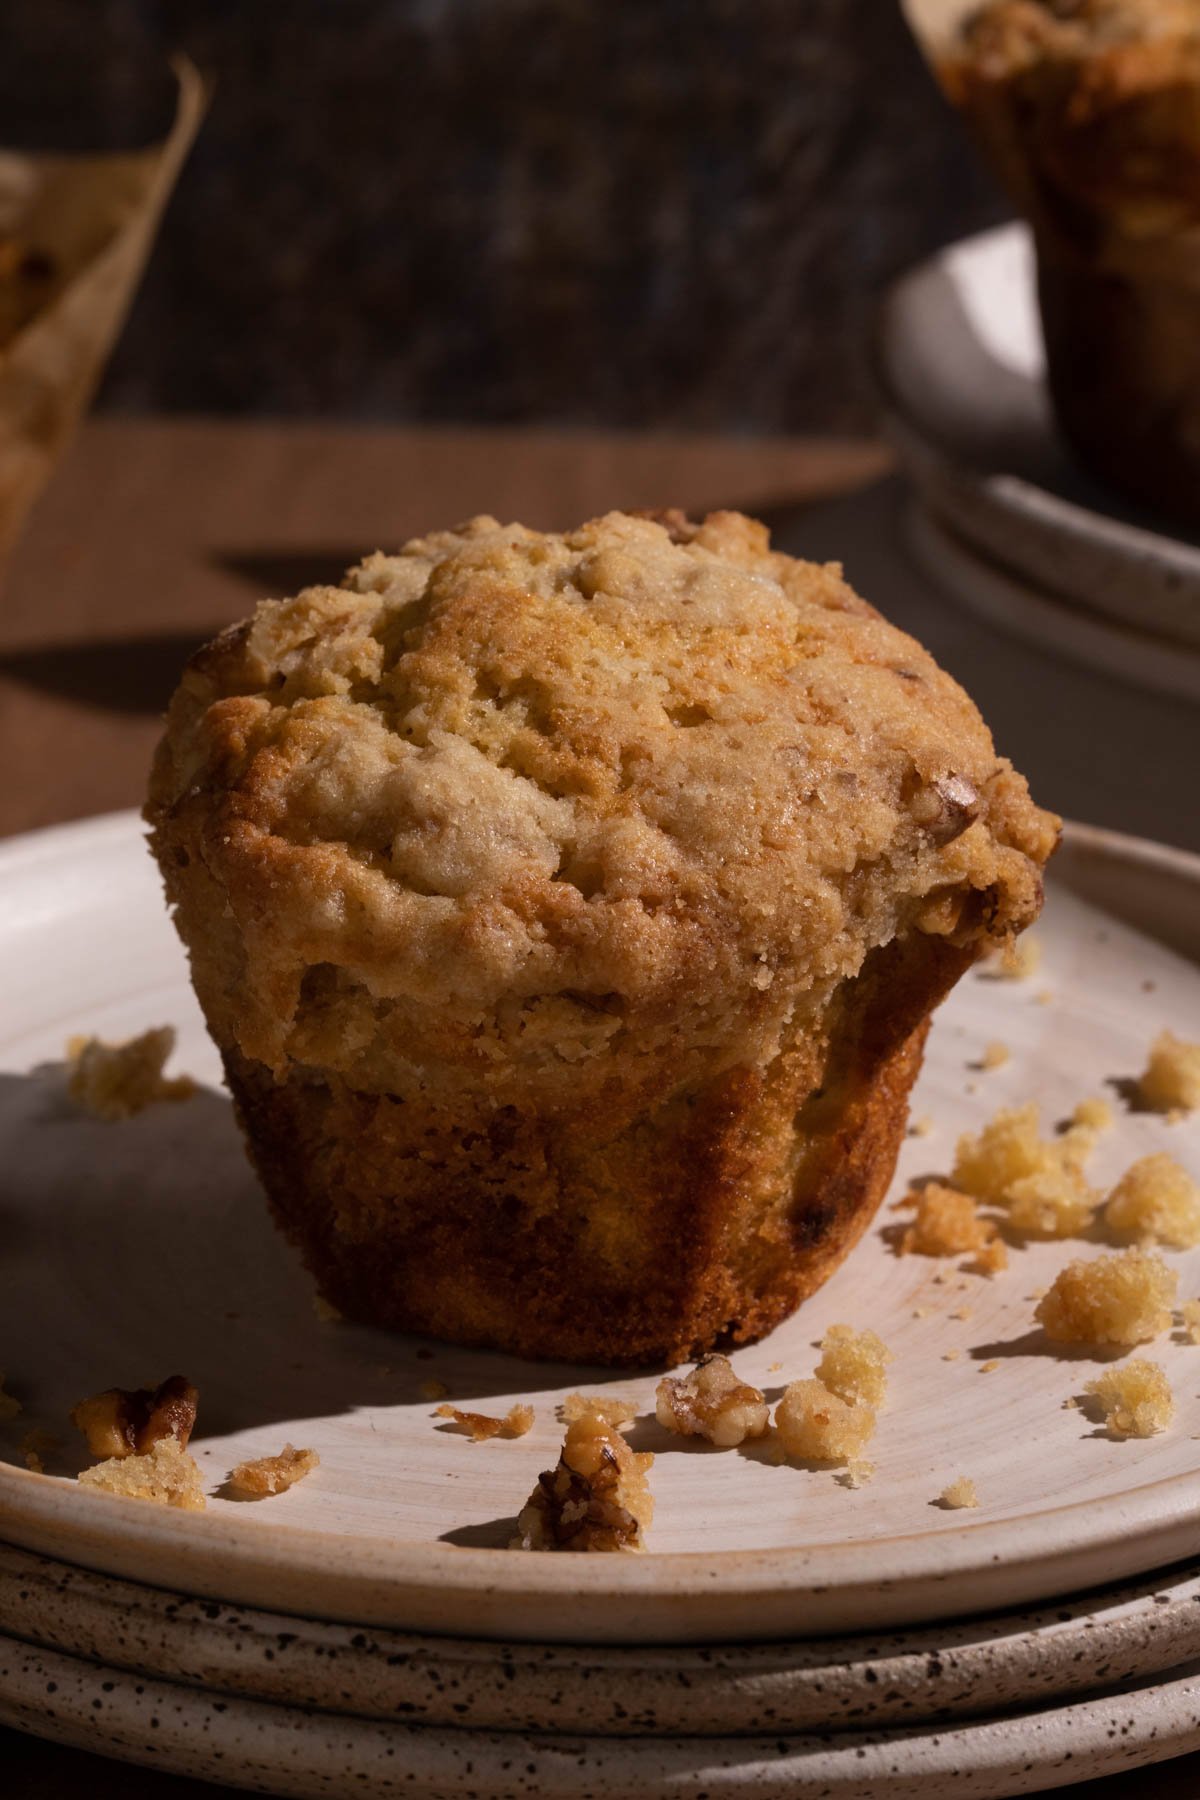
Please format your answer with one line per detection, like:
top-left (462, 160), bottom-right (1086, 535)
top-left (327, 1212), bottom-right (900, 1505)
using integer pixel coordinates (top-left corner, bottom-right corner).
top-left (71, 1375), bottom-right (197, 1459)
top-left (228, 1444), bottom-right (320, 1495)
top-left (938, 1476), bottom-right (979, 1509)
top-left (980, 935), bottom-right (1040, 980)
top-left (655, 1355), bottom-right (768, 1447)
top-left (1179, 1299), bottom-right (1200, 1344)
top-left (774, 1379), bottom-right (876, 1464)
top-left (78, 1437), bottom-right (206, 1511)
top-left (901, 1182), bottom-right (996, 1256)
top-left (1036, 1250), bottom-right (1177, 1346)
top-left (1072, 1097), bottom-right (1114, 1132)
top-left (512, 1410), bottom-right (653, 1552)
top-left (1137, 1031), bottom-right (1200, 1115)
top-left (953, 1102), bottom-right (1096, 1237)
top-left (21, 1428), bottom-right (59, 1474)
top-left (815, 1325), bottom-right (892, 1408)
top-left (0, 1374), bottom-right (22, 1422)
top-left (909, 771), bottom-right (980, 845)
top-left (1104, 1153), bottom-right (1200, 1249)
top-left (1085, 1360), bottom-right (1174, 1439)
top-left (436, 1403), bottom-right (534, 1441)
top-left (66, 1027), bottom-right (195, 1121)
top-left (561, 1393), bottom-right (638, 1428)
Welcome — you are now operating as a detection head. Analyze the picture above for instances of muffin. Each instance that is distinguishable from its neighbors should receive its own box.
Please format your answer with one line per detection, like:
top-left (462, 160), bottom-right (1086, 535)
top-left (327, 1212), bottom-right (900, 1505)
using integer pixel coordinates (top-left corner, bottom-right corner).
top-left (146, 510), bottom-right (1057, 1366)
top-left (939, 0), bottom-right (1200, 525)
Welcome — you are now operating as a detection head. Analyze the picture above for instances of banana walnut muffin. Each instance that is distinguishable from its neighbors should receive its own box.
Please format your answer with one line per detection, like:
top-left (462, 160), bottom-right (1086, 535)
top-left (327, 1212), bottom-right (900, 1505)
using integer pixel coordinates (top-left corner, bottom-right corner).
top-left (146, 509), bottom-right (1057, 1365)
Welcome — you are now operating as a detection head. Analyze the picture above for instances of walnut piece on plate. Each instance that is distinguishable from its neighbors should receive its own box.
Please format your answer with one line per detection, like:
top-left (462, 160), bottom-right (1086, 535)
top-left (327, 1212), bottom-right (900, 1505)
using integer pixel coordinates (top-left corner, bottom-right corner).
top-left (513, 1409), bottom-right (653, 1552)
top-left (78, 1437), bottom-right (206, 1511)
top-left (66, 1026), bottom-right (195, 1121)
top-left (71, 1374), bottom-right (198, 1459)
top-left (228, 1444), bottom-right (319, 1496)
top-left (655, 1355), bottom-right (768, 1447)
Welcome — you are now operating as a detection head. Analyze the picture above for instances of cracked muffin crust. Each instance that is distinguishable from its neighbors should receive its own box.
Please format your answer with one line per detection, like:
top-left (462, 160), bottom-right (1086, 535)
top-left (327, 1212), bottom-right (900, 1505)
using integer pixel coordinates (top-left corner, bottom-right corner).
top-left (147, 509), bottom-right (1056, 1364)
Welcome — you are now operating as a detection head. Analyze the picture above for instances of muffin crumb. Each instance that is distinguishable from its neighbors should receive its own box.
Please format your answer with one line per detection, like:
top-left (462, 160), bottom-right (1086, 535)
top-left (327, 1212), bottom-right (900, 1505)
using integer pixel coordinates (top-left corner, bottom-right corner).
top-left (71, 1375), bottom-right (197, 1460)
top-left (982, 936), bottom-right (1040, 980)
top-left (980, 1041), bottom-right (1010, 1070)
top-left (66, 1027), bottom-right (195, 1121)
top-left (775, 1379), bottom-right (876, 1464)
top-left (910, 1115), bottom-right (935, 1139)
top-left (655, 1356), bottom-right (768, 1447)
top-left (901, 1183), bottom-right (997, 1257)
top-left (1137, 1031), bottom-right (1200, 1115)
top-left (1072, 1097), bottom-right (1113, 1132)
top-left (980, 1359), bottom-right (1001, 1373)
top-left (436, 1403), bottom-right (534, 1441)
top-left (816, 1326), bottom-right (892, 1408)
top-left (228, 1444), bottom-right (319, 1495)
top-left (837, 1459), bottom-right (876, 1489)
top-left (20, 1428), bottom-right (58, 1474)
top-left (970, 1236), bottom-right (1010, 1276)
top-left (1179, 1299), bottom-right (1200, 1344)
top-left (1085, 1360), bottom-right (1174, 1439)
top-left (78, 1437), bottom-right (206, 1511)
top-left (938, 1475), bottom-right (979, 1509)
top-left (1103, 1153), bottom-right (1200, 1249)
top-left (954, 1102), bottom-right (1095, 1237)
top-left (561, 1394), bottom-right (639, 1428)
top-left (1036, 1250), bottom-right (1177, 1346)
top-left (513, 1411), bottom-right (652, 1551)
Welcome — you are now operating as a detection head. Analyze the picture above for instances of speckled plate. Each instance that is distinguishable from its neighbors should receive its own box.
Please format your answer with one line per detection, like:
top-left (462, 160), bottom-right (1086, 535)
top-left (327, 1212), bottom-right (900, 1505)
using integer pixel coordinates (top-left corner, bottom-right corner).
top-left (0, 813), bottom-right (1199, 1645)
top-left (876, 222), bottom-right (1200, 654)
top-left (5, 1538), bottom-right (1200, 1737)
top-left (3, 1630), bottom-right (1200, 1798)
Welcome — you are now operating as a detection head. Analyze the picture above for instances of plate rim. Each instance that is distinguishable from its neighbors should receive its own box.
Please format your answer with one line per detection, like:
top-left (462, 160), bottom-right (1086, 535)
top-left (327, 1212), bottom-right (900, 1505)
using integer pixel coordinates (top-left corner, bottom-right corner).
top-left (3, 810), bottom-right (1200, 1645)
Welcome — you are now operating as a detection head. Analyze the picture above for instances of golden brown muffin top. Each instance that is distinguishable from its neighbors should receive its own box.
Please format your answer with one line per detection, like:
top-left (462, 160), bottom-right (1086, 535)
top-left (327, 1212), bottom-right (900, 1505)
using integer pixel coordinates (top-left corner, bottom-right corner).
top-left (147, 511), bottom-right (1057, 1106)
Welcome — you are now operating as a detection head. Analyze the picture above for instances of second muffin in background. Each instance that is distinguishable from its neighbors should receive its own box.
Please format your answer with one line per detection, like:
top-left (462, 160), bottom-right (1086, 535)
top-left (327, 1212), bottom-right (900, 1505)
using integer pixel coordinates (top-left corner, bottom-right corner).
top-left (146, 509), bottom-right (1057, 1365)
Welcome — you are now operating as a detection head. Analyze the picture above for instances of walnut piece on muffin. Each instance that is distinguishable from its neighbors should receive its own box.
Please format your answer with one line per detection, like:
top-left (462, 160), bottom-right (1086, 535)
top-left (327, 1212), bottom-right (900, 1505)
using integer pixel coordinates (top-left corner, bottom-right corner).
top-left (655, 1355), bottom-right (768, 1447)
top-left (1035, 1249), bottom-right (1177, 1345)
top-left (146, 509), bottom-right (1057, 1366)
top-left (512, 1409), bottom-right (653, 1552)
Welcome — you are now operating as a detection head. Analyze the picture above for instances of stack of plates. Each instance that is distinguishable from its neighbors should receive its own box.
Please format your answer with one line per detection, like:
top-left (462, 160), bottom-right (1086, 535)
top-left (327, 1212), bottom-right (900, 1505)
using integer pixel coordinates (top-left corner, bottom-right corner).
top-left (876, 224), bottom-right (1200, 704)
top-left (2, 813), bottom-right (1200, 1798)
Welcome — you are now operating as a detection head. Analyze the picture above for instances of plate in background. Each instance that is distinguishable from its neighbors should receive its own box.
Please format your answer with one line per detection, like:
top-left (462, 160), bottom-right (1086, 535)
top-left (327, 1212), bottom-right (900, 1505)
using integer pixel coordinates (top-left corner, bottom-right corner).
top-left (0, 813), bottom-right (1199, 1645)
top-left (877, 223), bottom-right (1200, 652)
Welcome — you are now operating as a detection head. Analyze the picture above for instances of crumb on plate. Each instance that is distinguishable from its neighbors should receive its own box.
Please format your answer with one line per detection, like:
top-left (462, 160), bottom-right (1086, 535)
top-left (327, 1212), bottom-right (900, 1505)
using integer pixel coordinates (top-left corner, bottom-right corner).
top-left (1036, 1250), bottom-right (1177, 1346)
top-left (655, 1355), bottom-right (768, 1447)
top-left (78, 1437), bottom-right (206, 1511)
top-left (953, 1102), bottom-right (1096, 1237)
top-left (937, 1475), bottom-right (979, 1509)
top-left (1072, 1097), bottom-right (1114, 1133)
top-left (66, 1027), bottom-right (195, 1121)
top-left (900, 1182), bottom-right (998, 1257)
top-left (774, 1378), bottom-right (876, 1464)
top-left (837, 1459), bottom-right (875, 1489)
top-left (1179, 1299), bottom-right (1200, 1344)
top-left (228, 1444), bottom-right (320, 1495)
top-left (1137, 1031), bottom-right (1200, 1115)
top-left (1085, 1360), bottom-right (1174, 1439)
top-left (980, 935), bottom-right (1040, 980)
top-left (436, 1403), bottom-right (534, 1441)
top-left (512, 1410), bottom-right (653, 1552)
top-left (561, 1393), bottom-right (639, 1428)
top-left (1104, 1153), bottom-right (1200, 1249)
top-left (816, 1324), bottom-right (892, 1409)
top-left (21, 1428), bottom-right (58, 1472)
top-left (979, 1041), bottom-right (1010, 1070)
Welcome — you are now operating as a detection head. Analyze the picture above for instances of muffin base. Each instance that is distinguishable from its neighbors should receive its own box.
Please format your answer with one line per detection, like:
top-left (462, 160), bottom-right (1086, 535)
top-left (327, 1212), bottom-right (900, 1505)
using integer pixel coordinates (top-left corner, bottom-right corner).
top-left (224, 934), bottom-right (973, 1368)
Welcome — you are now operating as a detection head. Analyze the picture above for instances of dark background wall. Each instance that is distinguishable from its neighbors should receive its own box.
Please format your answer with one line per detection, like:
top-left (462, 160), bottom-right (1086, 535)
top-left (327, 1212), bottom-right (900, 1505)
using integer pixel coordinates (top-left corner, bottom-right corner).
top-left (6, 1), bottom-right (1005, 432)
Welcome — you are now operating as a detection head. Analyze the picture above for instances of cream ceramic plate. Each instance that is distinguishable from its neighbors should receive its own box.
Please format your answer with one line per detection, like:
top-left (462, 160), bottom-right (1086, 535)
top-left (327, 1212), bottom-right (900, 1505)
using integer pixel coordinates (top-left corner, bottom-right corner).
top-left (1, 813), bottom-right (1199, 1644)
